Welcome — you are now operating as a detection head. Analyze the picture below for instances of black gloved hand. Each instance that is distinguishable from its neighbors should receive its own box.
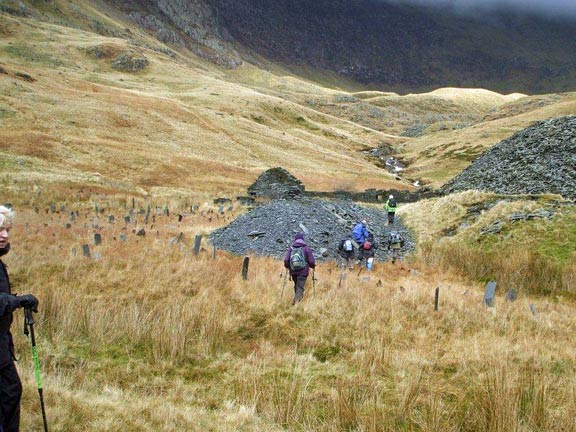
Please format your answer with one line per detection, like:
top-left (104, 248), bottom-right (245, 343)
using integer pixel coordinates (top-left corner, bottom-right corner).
top-left (18, 294), bottom-right (39, 312)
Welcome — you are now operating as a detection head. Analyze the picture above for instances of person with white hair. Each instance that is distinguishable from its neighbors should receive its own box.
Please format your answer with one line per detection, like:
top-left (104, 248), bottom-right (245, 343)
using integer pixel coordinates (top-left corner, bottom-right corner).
top-left (385, 194), bottom-right (397, 225)
top-left (0, 205), bottom-right (39, 432)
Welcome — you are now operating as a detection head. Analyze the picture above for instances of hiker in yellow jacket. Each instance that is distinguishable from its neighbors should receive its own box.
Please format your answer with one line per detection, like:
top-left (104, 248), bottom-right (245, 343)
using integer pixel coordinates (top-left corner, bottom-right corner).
top-left (385, 195), bottom-right (397, 225)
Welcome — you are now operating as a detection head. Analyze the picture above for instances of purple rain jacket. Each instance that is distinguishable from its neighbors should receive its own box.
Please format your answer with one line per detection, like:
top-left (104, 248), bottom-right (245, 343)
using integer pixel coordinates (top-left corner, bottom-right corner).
top-left (284, 238), bottom-right (316, 277)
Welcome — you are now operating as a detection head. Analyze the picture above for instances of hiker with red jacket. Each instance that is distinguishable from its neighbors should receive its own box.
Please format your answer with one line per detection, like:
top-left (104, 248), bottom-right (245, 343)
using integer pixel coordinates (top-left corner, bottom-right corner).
top-left (284, 233), bottom-right (316, 305)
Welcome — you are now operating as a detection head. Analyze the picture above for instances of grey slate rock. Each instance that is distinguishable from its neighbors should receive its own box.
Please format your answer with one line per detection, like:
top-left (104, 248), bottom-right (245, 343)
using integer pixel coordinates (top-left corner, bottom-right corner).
top-left (247, 167), bottom-right (305, 199)
top-left (442, 116), bottom-right (576, 199)
top-left (211, 197), bottom-right (414, 261)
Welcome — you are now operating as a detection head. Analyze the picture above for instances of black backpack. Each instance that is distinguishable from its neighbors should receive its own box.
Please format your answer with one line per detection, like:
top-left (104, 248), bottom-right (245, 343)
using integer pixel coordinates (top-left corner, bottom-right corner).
top-left (388, 198), bottom-right (397, 208)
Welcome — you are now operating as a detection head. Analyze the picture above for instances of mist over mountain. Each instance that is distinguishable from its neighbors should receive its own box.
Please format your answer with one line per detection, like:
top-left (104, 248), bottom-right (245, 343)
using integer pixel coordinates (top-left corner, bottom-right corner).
top-left (110, 0), bottom-right (576, 93)
top-left (383, 0), bottom-right (576, 19)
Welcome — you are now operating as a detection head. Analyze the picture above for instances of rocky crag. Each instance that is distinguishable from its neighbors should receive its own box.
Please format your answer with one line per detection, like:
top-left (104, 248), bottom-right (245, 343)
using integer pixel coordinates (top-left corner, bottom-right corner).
top-left (442, 116), bottom-right (576, 198)
top-left (211, 198), bottom-right (413, 262)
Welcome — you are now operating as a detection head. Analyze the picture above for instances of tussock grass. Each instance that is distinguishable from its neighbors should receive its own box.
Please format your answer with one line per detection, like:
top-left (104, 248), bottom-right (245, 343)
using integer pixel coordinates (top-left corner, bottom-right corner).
top-left (400, 191), bottom-right (576, 296)
top-left (4, 203), bottom-right (576, 430)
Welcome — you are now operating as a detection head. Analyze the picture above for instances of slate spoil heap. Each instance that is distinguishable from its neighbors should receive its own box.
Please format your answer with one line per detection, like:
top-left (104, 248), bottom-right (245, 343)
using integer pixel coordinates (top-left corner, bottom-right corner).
top-left (247, 167), bottom-right (305, 199)
top-left (442, 116), bottom-right (576, 198)
top-left (211, 198), bottom-right (413, 261)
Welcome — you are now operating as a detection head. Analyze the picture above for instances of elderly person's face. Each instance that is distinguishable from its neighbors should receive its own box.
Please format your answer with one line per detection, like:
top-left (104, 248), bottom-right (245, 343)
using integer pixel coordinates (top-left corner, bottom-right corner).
top-left (0, 212), bottom-right (12, 252)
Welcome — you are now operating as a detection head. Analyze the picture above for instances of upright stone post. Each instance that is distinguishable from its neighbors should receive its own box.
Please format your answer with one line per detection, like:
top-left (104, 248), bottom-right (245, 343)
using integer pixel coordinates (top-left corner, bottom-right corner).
top-left (242, 256), bottom-right (250, 280)
top-left (483, 281), bottom-right (497, 307)
top-left (434, 287), bottom-right (439, 311)
top-left (193, 235), bottom-right (202, 255)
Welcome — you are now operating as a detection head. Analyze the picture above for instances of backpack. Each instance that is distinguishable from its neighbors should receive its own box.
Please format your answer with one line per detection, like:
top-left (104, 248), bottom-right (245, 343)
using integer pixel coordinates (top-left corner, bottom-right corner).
top-left (343, 239), bottom-right (353, 252)
top-left (388, 198), bottom-right (397, 208)
top-left (290, 248), bottom-right (307, 271)
top-left (390, 232), bottom-right (402, 244)
top-left (363, 241), bottom-right (372, 250)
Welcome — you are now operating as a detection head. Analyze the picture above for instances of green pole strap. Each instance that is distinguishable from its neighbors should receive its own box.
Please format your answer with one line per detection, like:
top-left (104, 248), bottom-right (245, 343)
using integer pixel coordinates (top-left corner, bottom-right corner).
top-left (31, 345), bottom-right (43, 389)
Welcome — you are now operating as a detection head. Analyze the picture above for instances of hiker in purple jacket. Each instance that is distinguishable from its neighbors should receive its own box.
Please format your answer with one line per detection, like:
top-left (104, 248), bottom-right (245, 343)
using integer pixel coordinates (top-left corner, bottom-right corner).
top-left (283, 233), bottom-right (316, 305)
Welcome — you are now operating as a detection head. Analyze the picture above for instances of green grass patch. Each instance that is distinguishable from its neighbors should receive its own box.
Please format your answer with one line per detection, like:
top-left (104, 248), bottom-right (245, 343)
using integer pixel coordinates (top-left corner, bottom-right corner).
top-left (478, 207), bottom-right (576, 264)
top-left (312, 345), bottom-right (341, 363)
top-left (0, 106), bottom-right (16, 120)
top-left (4, 43), bottom-right (64, 67)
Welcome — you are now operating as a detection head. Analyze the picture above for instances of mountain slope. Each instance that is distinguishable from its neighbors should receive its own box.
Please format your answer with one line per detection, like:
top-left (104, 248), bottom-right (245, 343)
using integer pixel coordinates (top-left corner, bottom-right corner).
top-left (111, 0), bottom-right (576, 94)
top-left (0, 7), bottom-right (404, 199)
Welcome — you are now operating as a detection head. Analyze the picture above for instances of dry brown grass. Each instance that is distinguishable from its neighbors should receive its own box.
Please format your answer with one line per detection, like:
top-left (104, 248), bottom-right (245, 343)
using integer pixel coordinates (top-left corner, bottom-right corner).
top-left (400, 191), bottom-right (576, 296)
top-left (1, 200), bottom-right (575, 431)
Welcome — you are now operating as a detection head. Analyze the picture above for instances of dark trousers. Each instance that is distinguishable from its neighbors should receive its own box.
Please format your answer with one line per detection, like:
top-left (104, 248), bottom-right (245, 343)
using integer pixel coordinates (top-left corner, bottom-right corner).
top-left (292, 275), bottom-right (307, 304)
top-left (0, 361), bottom-right (22, 432)
top-left (387, 212), bottom-right (395, 224)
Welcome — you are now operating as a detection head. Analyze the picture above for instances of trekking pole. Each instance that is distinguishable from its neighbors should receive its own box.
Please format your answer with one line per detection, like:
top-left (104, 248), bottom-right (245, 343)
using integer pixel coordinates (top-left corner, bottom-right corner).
top-left (280, 269), bottom-right (288, 299)
top-left (24, 308), bottom-right (49, 432)
top-left (312, 268), bottom-right (316, 299)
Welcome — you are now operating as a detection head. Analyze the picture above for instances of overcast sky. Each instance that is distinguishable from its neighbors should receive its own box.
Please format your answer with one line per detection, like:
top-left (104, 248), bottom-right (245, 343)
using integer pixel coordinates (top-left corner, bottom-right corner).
top-left (384, 0), bottom-right (576, 18)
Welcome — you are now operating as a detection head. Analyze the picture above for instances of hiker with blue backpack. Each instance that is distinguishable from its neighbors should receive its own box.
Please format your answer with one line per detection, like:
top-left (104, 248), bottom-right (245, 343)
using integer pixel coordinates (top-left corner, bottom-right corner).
top-left (284, 233), bottom-right (316, 305)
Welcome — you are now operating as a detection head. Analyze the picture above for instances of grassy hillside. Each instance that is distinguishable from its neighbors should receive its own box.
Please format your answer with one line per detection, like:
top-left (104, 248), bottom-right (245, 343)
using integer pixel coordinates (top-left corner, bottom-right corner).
top-left (0, 8), bottom-right (406, 202)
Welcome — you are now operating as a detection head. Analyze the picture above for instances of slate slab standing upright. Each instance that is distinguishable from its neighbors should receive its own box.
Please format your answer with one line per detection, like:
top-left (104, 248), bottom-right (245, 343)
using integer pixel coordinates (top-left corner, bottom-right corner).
top-left (434, 287), bottom-right (440, 311)
top-left (82, 244), bottom-right (91, 258)
top-left (506, 289), bottom-right (517, 302)
top-left (94, 233), bottom-right (102, 245)
top-left (242, 256), bottom-right (250, 280)
top-left (193, 235), bottom-right (202, 255)
top-left (483, 281), bottom-right (497, 307)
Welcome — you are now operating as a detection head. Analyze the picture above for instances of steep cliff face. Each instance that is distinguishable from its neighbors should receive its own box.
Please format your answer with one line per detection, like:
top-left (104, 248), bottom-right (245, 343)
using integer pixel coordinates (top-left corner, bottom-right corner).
top-left (207, 0), bottom-right (576, 92)
top-left (107, 0), bottom-right (576, 92)
top-left (108, 0), bottom-right (242, 67)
